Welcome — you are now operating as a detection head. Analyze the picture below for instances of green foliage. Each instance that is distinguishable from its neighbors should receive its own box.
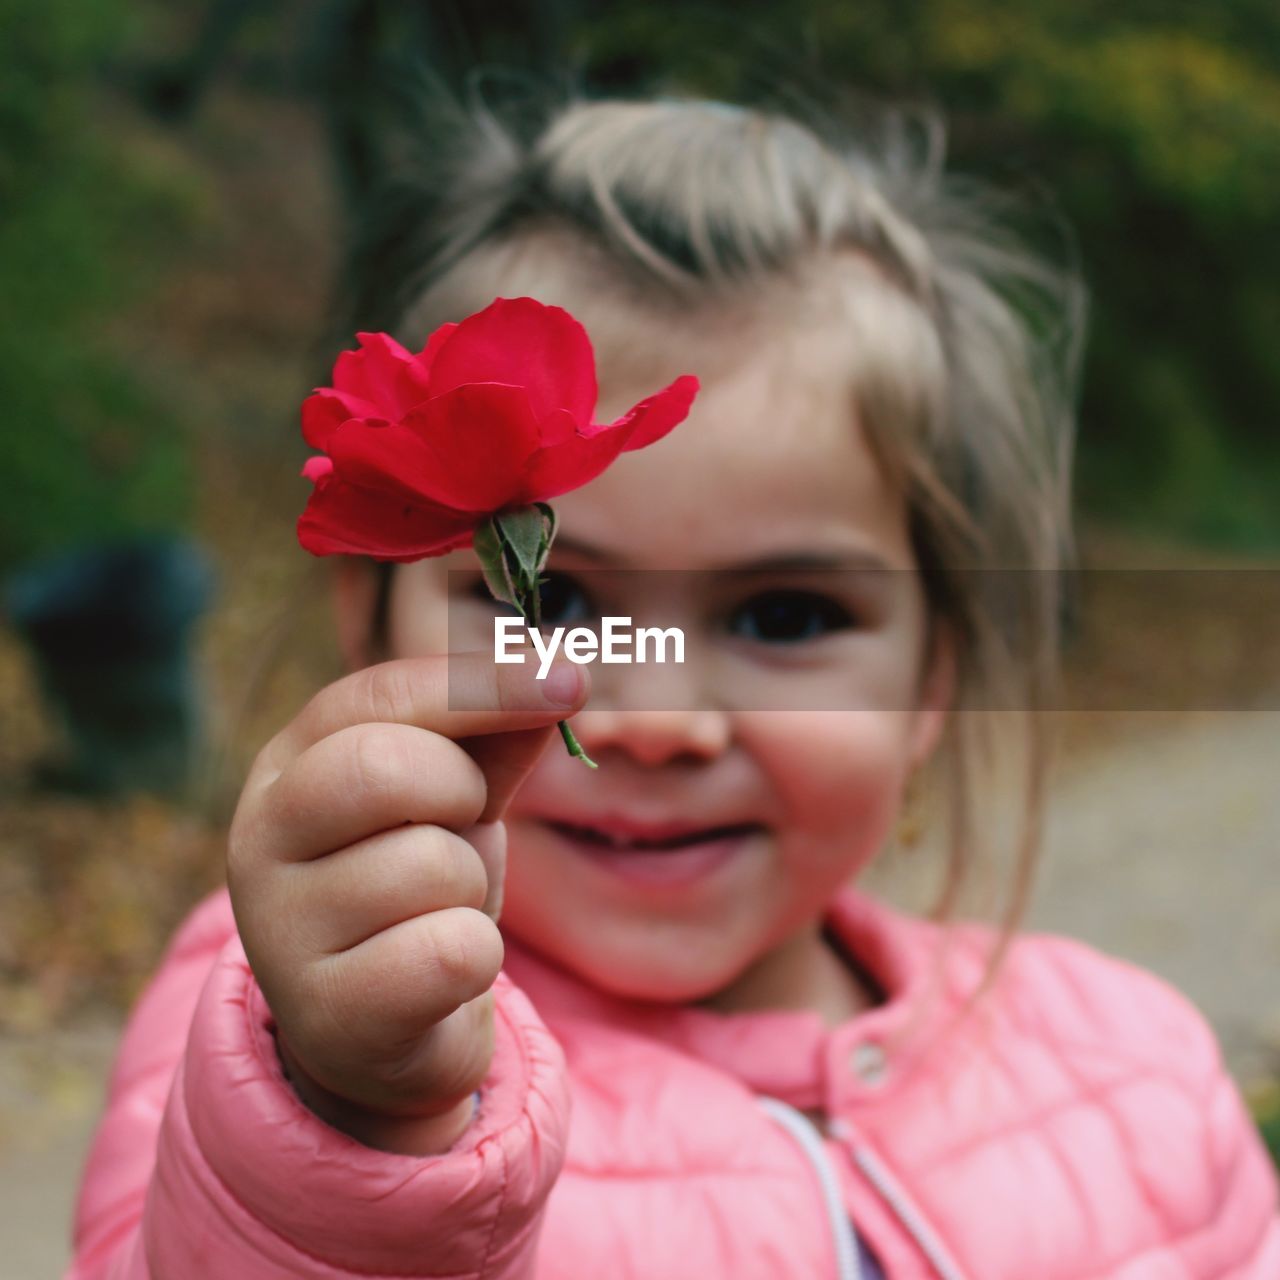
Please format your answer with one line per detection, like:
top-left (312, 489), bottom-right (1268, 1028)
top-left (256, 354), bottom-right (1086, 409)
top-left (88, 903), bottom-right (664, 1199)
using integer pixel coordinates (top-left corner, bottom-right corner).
top-left (1252, 1085), bottom-right (1280, 1171)
top-left (0, 0), bottom-right (197, 572)
top-left (1265, 1117), bottom-right (1280, 1172)
top-left (1265, 1119), bottom-right (1280, 1171)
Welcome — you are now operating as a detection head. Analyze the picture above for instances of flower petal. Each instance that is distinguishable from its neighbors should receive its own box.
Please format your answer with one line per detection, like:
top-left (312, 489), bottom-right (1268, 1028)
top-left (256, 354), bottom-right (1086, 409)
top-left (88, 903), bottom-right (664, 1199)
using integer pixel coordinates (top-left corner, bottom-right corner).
top-left (333, 332), bottom-right (436, 418)
top-left (516, 375), bottom-right (700, 502)
top-left (416, 321), bottom-right (458, 375)
top-left (424, 297), bottom-right (598, 425)
top-left (538, 407), bottom-right (580, 446)
top-left (297, 474), bottom-right (476, 561)
top-left (301, 454), bottom-right (334, 482)
top-left (516, 431), bottom-right (630, 503)
top-left (324, 421), bottom-right (449, 505)
top-left (399, 382), bottom-right (543, 511)
top-left (301, 387), bottom-right (386, 451)
top-left (603, 374), bottom-right (700, 451)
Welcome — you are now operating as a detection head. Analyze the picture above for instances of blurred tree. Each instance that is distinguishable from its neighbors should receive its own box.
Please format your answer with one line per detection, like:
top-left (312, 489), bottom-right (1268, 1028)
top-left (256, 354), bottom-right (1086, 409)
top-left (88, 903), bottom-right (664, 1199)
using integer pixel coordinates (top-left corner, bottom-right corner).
top-left (133, 1), bottom-right (582, 235)
top-left (301, 0), bottom-right (579, 218)
top-left (0, 0), bottom-right (216, 799)
top-left (0, 0), bottom-right (197, 572)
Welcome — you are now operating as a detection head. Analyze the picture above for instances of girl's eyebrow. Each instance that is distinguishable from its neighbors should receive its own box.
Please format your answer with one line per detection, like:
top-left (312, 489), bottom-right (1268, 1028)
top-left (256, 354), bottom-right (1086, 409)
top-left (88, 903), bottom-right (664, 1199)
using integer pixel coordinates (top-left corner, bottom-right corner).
top-left (726, 550), bottom-right (895, 573)
top-left (550, 534), bottom-right (894, 573)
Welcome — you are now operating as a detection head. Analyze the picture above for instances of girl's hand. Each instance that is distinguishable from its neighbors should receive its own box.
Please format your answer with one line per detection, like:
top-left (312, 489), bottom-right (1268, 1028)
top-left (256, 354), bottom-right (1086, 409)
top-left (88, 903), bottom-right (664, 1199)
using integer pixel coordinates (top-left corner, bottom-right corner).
top-left (226, 651), bottom-right (588, 1155)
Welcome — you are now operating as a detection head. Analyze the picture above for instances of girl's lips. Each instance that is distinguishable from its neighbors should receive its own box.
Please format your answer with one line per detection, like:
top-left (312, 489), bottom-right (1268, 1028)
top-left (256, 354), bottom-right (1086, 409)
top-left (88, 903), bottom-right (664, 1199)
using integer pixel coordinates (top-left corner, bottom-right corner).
top-left (540, 819), bottom-right (764, 888)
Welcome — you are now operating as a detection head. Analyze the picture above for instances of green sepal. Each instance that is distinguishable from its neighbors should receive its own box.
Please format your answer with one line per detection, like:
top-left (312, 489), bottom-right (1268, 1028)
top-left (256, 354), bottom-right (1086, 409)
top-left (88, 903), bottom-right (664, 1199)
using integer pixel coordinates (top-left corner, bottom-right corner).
top-left (533, 502), bottom-right (557, 564)
top-left (495, 506), bottom-right (554, 580)
top-left (473, 517), bottom-right (521, 614)
top-left (474, 504), bottom-right (596, 769)
top-left (494, 505), bottom-right (558, 628)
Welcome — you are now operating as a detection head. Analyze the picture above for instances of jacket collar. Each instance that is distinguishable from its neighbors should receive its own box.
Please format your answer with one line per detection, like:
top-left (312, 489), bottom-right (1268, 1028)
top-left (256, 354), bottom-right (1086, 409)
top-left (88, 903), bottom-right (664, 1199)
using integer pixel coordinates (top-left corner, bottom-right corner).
top-left (500, 885), bottom-right (973, 1108)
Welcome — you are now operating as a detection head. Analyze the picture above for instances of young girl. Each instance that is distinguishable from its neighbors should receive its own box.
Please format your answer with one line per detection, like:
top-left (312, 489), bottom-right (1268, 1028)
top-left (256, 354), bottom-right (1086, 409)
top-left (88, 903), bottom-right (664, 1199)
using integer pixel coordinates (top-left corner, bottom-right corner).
top-left (67, 91), bottom-right (1278, 1279)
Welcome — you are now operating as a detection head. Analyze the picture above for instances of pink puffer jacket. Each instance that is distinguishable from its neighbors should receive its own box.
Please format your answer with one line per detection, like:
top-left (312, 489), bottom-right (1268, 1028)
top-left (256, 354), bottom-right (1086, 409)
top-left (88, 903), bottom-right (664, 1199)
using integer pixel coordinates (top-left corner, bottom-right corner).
top-left (67, 882), bottom-right (1279, 1279)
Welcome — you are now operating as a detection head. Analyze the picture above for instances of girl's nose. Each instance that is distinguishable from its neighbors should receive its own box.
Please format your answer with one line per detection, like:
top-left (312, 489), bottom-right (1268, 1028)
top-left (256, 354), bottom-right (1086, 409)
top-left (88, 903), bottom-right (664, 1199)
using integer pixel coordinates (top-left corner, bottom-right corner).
top-left (571, 708), bottom-right (731, 767)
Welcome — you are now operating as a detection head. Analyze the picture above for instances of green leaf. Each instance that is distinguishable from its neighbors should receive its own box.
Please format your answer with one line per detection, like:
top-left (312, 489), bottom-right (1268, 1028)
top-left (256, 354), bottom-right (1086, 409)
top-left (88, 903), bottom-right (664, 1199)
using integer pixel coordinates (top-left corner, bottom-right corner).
top-left (473, 517), bottom-right (520, 611)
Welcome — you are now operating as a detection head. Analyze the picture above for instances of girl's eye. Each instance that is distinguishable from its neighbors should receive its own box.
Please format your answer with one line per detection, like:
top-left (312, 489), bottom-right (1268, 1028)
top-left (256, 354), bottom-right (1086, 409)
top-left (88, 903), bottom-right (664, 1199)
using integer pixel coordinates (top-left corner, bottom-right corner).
top-left (535, 571), bottom-right (594, 627)
top-left (470, 579), bottom-right (521, 618)
top-left (468, 571), bottom-right (594, 627)
top-left (728, 589), bottom-right (855, 644)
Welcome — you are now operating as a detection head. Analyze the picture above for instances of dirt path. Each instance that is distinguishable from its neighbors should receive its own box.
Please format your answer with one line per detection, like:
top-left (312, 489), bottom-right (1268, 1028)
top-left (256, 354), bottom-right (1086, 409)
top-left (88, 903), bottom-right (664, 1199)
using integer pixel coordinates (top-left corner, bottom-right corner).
top-left (865, 706), bottom-right (1280, 1089)
top-left (0, 1020), bottom-right (120, 1277)
top-left (1029, 709), bottom-right (1280, 1086)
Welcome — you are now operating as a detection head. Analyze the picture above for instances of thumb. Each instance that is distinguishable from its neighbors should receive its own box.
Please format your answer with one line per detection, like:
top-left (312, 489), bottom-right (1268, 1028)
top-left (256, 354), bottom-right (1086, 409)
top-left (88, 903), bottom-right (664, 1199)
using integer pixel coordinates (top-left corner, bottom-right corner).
top-left (461, 722), bottom-right (560, 822)
top-left (458, 661), bottom-right (592, 823)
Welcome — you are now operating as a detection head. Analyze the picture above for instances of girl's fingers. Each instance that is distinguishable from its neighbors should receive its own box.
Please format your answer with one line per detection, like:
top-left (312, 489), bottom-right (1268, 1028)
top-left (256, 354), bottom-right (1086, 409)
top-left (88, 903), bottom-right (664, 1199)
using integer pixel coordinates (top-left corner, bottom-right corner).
top-left (285, 823), bottom-right (492, 956)
top-left (256, 723), bottom-right (488, 862)
top-left (310, 907), bottom-right (505, 1048)
top-left (257, 650), bottom-right (588, 786)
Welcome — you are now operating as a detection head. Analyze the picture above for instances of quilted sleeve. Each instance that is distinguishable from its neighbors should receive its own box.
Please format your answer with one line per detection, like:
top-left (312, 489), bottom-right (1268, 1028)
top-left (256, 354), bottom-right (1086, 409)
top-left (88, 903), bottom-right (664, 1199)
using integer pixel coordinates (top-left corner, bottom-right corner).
top-left (1202, 1066), bottom-right (1280, 1279)
top-left (66, 889), bottom-right (571, 1280)
top-left (66, 890), bottom-right (236, 1278)
top-left (1033, 933), bottom-right (1280, 1278)
top-left (1114, 959), bottom-right (1280, 1278)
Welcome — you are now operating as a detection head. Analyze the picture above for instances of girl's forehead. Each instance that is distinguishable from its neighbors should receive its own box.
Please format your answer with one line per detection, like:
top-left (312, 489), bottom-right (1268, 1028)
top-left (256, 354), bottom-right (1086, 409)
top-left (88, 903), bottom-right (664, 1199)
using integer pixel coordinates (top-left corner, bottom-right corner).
top-left (598, 303), bottom-right (853, 435)
top-left (561, 326), bottom-right (913, 570)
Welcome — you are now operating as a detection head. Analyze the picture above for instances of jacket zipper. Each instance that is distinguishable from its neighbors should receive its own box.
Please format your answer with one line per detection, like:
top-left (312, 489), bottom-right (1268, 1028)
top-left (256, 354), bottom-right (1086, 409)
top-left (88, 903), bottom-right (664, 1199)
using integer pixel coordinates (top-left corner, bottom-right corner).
top-left (756, 1095), bottom-right (868, 1280)
top-left (829, 1116), bottom-right (970, 1280)
top-left (757, 1097), bottom-right (971, 1280)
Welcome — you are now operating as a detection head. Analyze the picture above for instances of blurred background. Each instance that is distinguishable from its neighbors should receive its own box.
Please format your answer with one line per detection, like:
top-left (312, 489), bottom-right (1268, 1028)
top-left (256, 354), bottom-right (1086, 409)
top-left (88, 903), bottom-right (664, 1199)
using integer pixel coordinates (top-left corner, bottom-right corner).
top-left (1, 1), bottom-right (1277, 1270)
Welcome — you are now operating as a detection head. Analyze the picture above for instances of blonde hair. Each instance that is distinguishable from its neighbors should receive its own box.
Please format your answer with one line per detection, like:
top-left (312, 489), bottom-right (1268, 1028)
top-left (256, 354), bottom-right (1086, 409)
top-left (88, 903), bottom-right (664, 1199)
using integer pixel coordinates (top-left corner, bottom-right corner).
top-left (326, 80), bottom-right (1088, 1017)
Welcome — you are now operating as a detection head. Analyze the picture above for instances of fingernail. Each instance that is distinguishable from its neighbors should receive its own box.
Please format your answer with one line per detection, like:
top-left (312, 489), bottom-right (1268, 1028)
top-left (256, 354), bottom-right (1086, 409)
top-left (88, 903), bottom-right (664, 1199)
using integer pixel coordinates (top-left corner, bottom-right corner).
top-left (542, 661), bottom-right (581, 707)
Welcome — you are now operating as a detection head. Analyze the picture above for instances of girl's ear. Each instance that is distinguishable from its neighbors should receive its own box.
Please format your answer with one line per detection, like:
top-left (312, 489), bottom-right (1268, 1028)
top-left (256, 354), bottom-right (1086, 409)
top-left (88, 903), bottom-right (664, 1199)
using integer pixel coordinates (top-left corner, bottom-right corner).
top-left (909, 618), bottom-right (957, 770)
top-left (329, 557), bottom-right (381, 672)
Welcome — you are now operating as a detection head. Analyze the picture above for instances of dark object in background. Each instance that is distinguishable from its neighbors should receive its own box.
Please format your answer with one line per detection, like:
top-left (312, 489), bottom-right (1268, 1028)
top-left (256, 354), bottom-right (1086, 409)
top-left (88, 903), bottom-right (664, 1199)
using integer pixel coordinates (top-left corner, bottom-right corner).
top-left (2, 537), bottom-right (217, 800)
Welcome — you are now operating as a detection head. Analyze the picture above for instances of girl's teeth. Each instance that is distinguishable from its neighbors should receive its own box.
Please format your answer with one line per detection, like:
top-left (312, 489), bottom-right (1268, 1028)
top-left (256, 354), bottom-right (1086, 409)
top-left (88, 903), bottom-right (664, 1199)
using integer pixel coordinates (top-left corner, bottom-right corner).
top-left (554, 822), bottom-right (756, 851)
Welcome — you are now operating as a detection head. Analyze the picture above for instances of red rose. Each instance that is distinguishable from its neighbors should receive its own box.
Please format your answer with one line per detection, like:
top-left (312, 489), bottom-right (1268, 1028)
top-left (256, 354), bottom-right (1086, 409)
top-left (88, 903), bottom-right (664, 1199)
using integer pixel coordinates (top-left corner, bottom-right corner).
top-left (297, 296), bottom-right (699, 562)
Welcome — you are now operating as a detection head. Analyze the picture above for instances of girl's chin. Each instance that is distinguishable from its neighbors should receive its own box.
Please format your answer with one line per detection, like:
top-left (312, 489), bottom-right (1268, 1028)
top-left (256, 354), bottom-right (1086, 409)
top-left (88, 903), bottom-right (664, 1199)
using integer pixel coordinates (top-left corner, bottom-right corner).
top-left (503, 917), bottom-right (743, 1004)
top-left (566, 958), bottom-right (735, 1005)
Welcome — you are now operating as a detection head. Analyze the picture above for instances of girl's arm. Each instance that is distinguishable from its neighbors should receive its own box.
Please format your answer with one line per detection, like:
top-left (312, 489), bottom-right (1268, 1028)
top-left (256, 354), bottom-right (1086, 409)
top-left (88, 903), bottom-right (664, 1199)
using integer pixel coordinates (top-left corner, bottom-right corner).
top-left (1036, 933), bottom-right (1280, 1276)
top-left (65, 889), bottom-right (570, 1280)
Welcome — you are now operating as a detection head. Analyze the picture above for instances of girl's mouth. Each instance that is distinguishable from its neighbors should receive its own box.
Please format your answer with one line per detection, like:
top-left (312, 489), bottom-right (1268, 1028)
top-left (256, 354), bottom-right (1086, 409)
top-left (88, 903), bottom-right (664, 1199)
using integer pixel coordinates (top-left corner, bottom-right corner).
top-left (541, 819), bottom-right (764, 888)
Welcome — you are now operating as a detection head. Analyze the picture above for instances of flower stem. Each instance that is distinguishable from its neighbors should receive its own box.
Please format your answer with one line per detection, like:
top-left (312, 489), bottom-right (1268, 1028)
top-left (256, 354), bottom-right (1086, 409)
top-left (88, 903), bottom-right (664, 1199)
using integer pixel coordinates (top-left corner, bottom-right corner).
top-left (558, 719), bottom-right (597, 768)
top-left (475, 509), bottom-right (597, 768)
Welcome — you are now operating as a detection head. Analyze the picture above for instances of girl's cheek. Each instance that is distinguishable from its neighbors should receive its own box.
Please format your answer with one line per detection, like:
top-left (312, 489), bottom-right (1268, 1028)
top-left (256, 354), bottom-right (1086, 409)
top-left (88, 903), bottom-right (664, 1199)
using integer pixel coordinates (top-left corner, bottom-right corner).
top-left (739, 710), bottom-right (912, 839)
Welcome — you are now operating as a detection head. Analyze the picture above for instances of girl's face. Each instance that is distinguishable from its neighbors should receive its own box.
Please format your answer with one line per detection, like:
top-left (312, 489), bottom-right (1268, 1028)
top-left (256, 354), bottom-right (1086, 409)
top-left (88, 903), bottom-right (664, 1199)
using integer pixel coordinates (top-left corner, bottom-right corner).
top-left (337, 302), bottom-right (953, 1007)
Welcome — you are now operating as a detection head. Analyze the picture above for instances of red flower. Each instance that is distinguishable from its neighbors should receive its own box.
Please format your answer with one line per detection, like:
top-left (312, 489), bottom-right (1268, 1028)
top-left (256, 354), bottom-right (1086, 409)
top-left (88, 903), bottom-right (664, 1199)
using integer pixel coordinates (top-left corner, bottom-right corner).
top-left (297, 296), bottom-right (699, 562)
